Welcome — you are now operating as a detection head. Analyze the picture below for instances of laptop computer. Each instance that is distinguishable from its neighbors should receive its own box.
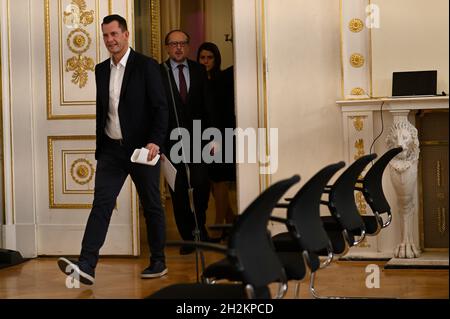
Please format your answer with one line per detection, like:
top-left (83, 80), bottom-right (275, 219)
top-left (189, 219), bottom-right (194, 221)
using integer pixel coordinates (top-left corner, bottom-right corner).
top-left (392, 70), bottom-right (437, 97)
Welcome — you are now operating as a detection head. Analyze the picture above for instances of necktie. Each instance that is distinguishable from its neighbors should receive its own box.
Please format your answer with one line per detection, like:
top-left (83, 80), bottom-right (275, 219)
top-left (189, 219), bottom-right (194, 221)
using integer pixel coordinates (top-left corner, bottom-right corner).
top-left (177, 64), bottom-right (188, 104)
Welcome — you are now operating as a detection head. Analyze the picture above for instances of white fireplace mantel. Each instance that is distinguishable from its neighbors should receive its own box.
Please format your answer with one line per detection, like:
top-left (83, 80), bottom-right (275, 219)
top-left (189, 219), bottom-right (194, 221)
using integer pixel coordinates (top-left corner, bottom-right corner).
top-left (336, 96), bottom-right (448, 258)
top-left (337, 96), bottom-right (449, 112)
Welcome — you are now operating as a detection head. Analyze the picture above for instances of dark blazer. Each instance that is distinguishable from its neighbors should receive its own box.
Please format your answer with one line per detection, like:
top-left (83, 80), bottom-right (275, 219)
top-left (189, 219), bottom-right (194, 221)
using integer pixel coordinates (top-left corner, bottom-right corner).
top-left (160, 59), bottom-right (213, 157)
top-left (95, 49), bottom-right (168, 159)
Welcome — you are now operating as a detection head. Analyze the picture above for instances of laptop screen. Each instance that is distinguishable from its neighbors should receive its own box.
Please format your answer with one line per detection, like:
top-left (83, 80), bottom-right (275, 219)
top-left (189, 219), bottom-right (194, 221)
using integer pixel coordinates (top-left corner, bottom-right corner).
top-left (392, 70), bottom-right (437, 97)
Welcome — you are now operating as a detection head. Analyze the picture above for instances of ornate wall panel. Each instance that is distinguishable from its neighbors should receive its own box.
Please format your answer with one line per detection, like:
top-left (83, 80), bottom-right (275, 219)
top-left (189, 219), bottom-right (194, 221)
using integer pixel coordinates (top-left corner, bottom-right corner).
top-left (340, 0), bottom-right (372, 99)
top-left (47, 135), bottom-right (96, 208)
top-left (45, 0), bottom-right (101, 119)
top-left (45, 0), bottom-right (133, 119)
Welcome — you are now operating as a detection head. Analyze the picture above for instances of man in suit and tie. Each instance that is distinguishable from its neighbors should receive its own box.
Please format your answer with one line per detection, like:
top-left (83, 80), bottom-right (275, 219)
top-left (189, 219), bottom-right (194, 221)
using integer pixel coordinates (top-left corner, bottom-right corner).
top-left (161, 30), bottom-right (213, 254)
top-left (57, 14), bottom-right (169, 285)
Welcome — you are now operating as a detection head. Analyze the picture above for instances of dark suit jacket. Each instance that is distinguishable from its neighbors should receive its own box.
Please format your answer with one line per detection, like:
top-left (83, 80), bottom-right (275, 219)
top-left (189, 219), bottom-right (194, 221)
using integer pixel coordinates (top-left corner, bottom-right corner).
top-left (160, 59), bottom-right (213, 158)
top-left (95, 49), bottom-right (168, 159)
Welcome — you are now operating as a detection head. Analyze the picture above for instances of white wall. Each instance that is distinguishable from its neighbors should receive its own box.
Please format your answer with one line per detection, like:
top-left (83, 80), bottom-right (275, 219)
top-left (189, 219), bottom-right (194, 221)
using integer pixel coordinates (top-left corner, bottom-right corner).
top-left (265, 0), bottom-right (343, 201)
top-left (0, 0), bottom-right (37, 255)
top-left (233, 0), bottom-right (343, 219)
top-left (372, 0), bottom-right (449, 97)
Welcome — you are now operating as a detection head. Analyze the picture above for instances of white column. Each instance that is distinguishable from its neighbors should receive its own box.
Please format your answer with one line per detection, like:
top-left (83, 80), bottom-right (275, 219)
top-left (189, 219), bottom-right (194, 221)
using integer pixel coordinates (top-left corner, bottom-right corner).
top-left (341, 0), bottom-right (372, 99)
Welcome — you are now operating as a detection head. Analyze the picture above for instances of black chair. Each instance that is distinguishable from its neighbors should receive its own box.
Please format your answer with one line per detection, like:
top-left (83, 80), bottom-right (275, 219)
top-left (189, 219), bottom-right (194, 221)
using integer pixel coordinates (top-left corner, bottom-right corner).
top-left (202, 163), bottom-right (345, 298)
top-left (354, 147), bottom-right (403, 236)
top-left (270, 162), bottom-right (346, 298)
top-left (309, 153), bottom-right (401, 299)
top-left (318, 154), bottom-right (377, 257)
top-left (147, 175), bottom-right (300, 299)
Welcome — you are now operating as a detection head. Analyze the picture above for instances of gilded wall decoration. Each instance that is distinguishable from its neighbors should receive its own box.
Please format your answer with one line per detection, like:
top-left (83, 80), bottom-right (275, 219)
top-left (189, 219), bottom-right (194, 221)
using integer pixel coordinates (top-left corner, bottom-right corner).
top-left (348, 18), bottom-right (364, 33)
top-left (354, 138), bottom-right (365, 160)
top-left (350, 53), bottom-right (365, 68)
top-left (351, 87), bottom-right (366, 96)
top-left (46, 0), bottom-right (100, 118)
top-left (356, 192), bottom-right (368, 215)
top-left (150, 0), bottom-right (162, 62)
top-left (48, 135), bottom-right (96, 209)
top-left (352, 116), bottom-right (364, 132)
top-left (354, 138), bottom-right (369, 217)
top-left (64, 1), bottom-right (95, 88)
top-left (70, 158), bottom-right (95, 185)
top-left (437, 207), bottom-right (447, 235)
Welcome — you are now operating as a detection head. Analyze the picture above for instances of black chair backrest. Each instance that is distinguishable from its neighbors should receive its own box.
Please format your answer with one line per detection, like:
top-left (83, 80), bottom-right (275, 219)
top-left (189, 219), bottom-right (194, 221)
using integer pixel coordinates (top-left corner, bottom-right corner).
top-left (228, 175), bottom-right (300, 292)
top-left (287, 162), bottom-right (345, 253)
top-left (362, 147), bottom-right (403, 215)
top-left (329, 154), bottom-right (377, 233)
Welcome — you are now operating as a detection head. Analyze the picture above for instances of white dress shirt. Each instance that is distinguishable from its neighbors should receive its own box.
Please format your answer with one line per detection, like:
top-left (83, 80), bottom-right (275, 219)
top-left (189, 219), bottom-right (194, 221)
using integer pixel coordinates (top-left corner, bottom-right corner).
top-left (105, 47), bottom-right (131, 140)
top-left (170, 59), bottom-right (190, 93)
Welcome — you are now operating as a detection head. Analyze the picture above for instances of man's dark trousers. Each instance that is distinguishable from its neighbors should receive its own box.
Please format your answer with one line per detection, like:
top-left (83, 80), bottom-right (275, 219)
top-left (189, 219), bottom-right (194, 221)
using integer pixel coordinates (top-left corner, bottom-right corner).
top-left (79, 137), bottom-right (165, 270)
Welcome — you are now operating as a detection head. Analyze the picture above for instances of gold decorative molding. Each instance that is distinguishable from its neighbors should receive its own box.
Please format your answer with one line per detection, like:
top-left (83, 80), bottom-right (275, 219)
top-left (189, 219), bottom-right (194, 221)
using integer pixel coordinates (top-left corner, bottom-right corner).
top-left (70, 158), bottom-right (95, 185)
top-left (352, 116), bottom-right (364, 131)
top-left (354, 136), bottom-right (368, 218)
top-left (351, 87), bottom-right (366, 96)
top-left (350, 53), bottom-right (365, 68)
top-left (45, 0), bottom-right (97, 119)
top-left (420, 141), bottom-right (449, 146)
top-left (64, 1), bottom-right (95, 88)
top-left (437, 207), bottom-right (446, 235)
top-left (150, 0), bottom-right (161, 62)
top-left (65, 54), bottom-right (95, 88)
top-left (45, 0), bottom-right (53, 119)
top-left (436, 160), bottom-right (442, 187)
top-left (62, 150), bottom-right (95, 194)
top-left (354, 138), bottom-right (365, 160)
top-left (63, 0), bottom-right (94, 27)
top-left (48, 135), bottom-right (96, 209)
top-left (349, 18), bottom-right (364, 33)
top-left (67, 28), bottom-right (91, 54)
top-left (356, 192), bottom-right (368, 215)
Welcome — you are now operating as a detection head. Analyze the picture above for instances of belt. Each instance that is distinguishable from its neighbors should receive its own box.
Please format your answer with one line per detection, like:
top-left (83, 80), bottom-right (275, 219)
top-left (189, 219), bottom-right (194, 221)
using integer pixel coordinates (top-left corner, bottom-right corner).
top-left (105, 135), bottom-right (124, 146)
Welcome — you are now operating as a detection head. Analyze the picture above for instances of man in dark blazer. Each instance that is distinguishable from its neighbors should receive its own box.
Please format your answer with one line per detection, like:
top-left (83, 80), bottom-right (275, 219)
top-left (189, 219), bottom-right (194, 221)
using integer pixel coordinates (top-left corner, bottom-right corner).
top-left (57, 15), bottom-right (169, 285)
top-left (160, 30), bottom-right (213, 254)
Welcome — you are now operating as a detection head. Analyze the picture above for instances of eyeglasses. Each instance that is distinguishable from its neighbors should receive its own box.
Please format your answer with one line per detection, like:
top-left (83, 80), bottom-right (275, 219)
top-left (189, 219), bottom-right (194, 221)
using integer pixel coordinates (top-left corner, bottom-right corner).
top-left (167, 41), bottom-right (189, 48)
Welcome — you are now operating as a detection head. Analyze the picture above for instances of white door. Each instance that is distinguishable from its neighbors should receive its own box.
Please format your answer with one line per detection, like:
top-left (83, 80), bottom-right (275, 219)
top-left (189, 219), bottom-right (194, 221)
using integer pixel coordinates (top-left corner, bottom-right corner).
top-left (34, 0), bottom-right (139, 256)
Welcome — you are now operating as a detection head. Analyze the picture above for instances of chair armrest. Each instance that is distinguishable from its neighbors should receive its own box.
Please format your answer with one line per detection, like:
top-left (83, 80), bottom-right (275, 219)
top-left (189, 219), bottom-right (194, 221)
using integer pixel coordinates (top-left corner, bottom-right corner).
top-left (270, 216), bottom-right (288, 224)
top-left (166, 240), bottom-right (228, 254)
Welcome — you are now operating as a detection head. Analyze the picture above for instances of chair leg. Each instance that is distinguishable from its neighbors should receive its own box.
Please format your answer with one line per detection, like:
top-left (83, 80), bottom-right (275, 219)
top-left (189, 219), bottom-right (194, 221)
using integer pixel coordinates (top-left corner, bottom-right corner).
top-left (309, 271), bottom-right (397, 299)
top-left (294, 281), bottom-right (301, 299)
top-left (202, 276), bottom-right (215, 284)
top-left (274, 282), bottom-right (288, 299)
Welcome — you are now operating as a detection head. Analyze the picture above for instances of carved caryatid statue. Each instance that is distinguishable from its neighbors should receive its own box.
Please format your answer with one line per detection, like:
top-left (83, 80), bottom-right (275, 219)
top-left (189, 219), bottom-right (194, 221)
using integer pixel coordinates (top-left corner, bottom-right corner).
top-left (386, 119), bottom-right (421, 258)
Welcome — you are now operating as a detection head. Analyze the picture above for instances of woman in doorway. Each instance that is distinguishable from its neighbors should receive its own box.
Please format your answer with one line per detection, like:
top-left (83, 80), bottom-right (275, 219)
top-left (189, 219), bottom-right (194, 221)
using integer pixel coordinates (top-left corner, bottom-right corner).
top-left (197, 42), bottom-right (236, 236)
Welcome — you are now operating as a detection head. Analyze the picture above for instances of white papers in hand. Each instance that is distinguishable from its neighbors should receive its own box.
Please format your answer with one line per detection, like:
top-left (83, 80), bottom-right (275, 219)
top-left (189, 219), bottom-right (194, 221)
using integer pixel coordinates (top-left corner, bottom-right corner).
top-left (130, 148), bottom-right (160, 166)
top-left (161, 154), bottom-right (177, 191)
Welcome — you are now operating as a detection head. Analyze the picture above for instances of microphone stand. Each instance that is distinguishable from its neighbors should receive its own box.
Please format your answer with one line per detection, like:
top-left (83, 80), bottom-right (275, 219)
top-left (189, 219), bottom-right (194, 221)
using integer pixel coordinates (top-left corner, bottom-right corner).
top-left (164, 62), bottom-right (206, 283)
